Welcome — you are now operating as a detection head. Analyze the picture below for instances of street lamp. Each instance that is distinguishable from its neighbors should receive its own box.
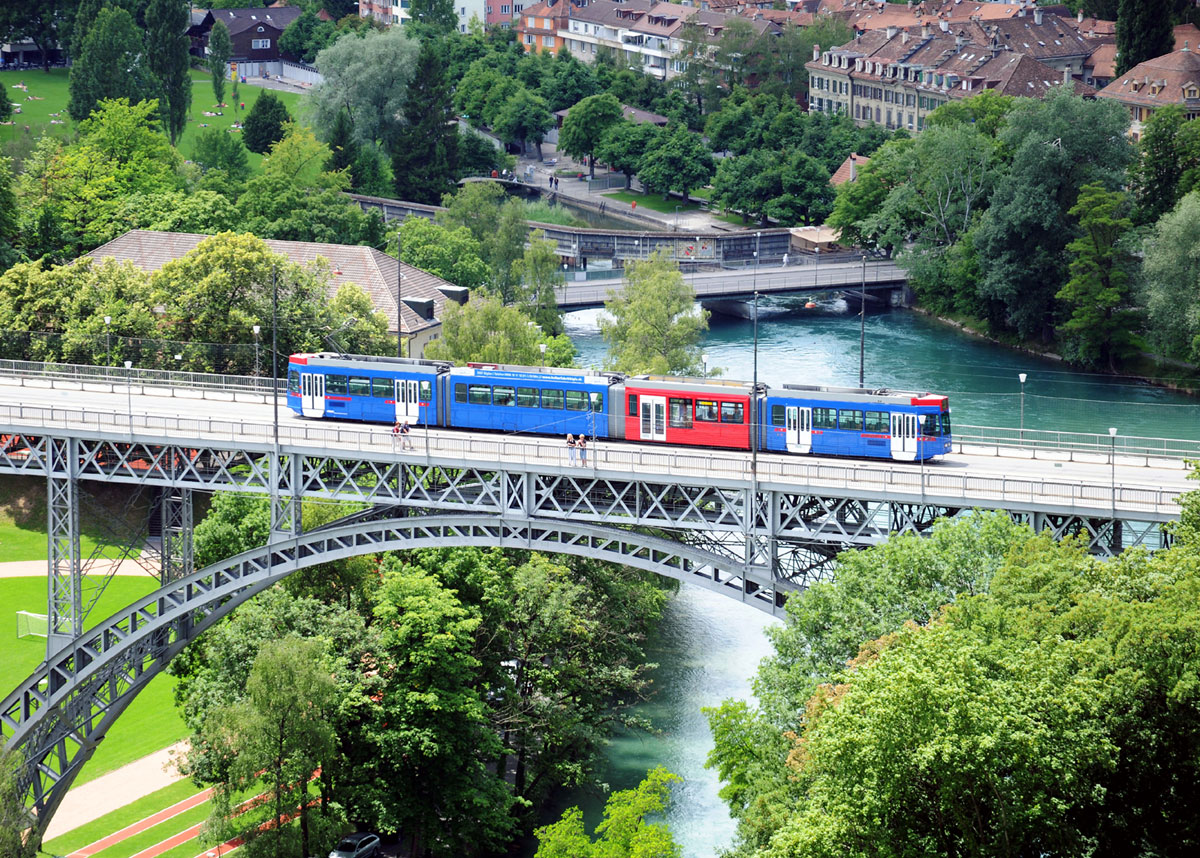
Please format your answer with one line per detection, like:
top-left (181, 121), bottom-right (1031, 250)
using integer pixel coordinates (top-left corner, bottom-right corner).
top-left (397, 235), bottom-right (406, 359)
top-left (1018, 372), bottom-right (1027, 440)
top-left (104, 315), bottom-right (112, 366)
top-left (701, 353), bottom-right (708, 377)
top-left (1109, 426), bottom-right (1117, 523)
top-left (674, 204), bottom-right (682, 230)
top-left (252, 324), bottom-right (261, 377)
top-left (858, 254), bottom-right (867, 387)
top-left (124, 360), bottom-right (133, 434)
top-left (539, 342), bottom-right (547, 368)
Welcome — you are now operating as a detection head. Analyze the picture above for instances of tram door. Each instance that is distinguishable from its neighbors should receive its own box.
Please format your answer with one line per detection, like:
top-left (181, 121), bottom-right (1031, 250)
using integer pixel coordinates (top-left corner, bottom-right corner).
top-left (785, 406), bottom-right (812, 454)
top-left (394, 378), bottom-right (420, 422)
top-left (640, 395), bottom-right (667, 441)
top-left (301, 372), bottom-right (325, 418)
top-left (891, 413), bottom-right (918, 461)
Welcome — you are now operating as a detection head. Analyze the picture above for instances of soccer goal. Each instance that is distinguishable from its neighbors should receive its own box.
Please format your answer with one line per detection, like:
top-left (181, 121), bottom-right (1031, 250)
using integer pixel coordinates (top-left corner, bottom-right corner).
top-left (16, 610), bottom-right (48, 639)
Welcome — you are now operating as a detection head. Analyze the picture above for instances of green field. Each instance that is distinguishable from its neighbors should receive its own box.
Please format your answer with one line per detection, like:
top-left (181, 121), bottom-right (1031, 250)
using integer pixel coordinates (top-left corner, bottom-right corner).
top-left (0, 476), bottom-right (149, 562)
top-left (40, 779), bottom-right (203, 857)
top-left (0, 575), bottom-right (189, 786)
top-left (1, 67), bottom-right (305, 170)
top-left (602, 187), bottom-right (747, 226)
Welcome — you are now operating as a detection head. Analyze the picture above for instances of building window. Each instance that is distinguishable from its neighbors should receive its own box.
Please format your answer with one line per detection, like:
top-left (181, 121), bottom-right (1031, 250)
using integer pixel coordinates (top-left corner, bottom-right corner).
top-left (251, 38), bottom-right (271, 49)
top-left (501, 4), bottom-right (509, 12)
top-left (542, 35), bottom-right (554, 46)
top-left (524, 34), bottom-right (534, 44)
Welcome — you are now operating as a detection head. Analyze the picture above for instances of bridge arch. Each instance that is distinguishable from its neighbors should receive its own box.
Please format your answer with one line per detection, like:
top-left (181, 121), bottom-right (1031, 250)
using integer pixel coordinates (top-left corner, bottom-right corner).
top-left (2, 511), bottom-right (763, 839)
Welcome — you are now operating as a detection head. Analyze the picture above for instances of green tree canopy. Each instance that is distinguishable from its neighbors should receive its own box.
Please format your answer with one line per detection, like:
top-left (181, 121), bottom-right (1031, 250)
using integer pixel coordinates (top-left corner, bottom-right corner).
top-left (1141, 190), bottom-right (1200, 362)
top-left (397, 216), bottom-right (490, 289)
top-left (191, 127), bottom-right (251, 184)
top-left (1116, 0), bottom-right (1175, 74)
top-left (558, 93), bottom-right (623, 179)
top-left (637, 123), bottom-right (715, 203)
top-left (67, 6), bottom-right (160, 122)
top-left (241, 91), bottom-right (292, 154)
top-left (424, 294), bottom-right (561, 365)
top-left (144, 0), bottom-right (191, 143)
top-left (0, 742), bottom-right (35, 858)
top-left (391, 40), bottom-right (458, 205)
top-left (494, 87), bottom-right (555, 160)
top-left (600, 250), bottom-right (708, 375)
top-left (206, 18), bottom-right (232, 107)
top-left (595, 120), bottom-right (661, 191)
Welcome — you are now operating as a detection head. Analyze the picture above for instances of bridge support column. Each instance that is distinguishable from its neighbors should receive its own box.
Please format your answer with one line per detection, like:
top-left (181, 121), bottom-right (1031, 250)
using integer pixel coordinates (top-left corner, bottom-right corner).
top-left (160, 489), bottom-right (193, 585)
top-left (46, 437), bottom-right (82, 656)
top-left (270, 454), bottom-right (302, 536)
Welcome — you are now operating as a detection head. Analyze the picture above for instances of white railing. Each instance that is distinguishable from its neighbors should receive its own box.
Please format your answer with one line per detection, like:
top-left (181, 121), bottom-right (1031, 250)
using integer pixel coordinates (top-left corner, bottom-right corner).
top-left (0, 360), bottom-right (282, 395)
top-left (0, 403), bottom-right (1185, 518)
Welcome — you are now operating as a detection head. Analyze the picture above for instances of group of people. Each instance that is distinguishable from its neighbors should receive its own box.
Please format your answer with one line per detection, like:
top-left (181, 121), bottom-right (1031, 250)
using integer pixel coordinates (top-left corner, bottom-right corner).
top-left (548, 175), bottom-right (560, 191)
top-left (566, 433), bottom-right (588, 466)
top-left (392, 419), bottom-right (414, 451)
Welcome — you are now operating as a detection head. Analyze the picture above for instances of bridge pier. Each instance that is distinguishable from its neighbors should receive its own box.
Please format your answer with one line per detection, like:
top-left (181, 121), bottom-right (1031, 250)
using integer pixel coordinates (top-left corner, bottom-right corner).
top-left (46, 437), bottom-right (82, 655)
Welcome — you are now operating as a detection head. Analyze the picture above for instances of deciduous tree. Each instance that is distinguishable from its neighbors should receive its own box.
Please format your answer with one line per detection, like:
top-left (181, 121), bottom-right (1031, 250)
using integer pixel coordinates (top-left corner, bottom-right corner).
top-left (397, 216), bottom-right (490, 290)
top-left (514, 229), bottom-right (565, 336)
top-left (145, 0), bottom-right (191, 143)
top-left (1141, 190), bottom-right (1200, 362)
top-left (0, 743), bottom-right (35, 858)
top-left (67, 7), bottom-right (159, 122)
top-left (558, 93), bottom-right (622, 179)
top-left (207, 19), bottom-right (232, 107)
top-left (241, 91), bottom-right (292, 154)
top-left (424, 294), bottom-right (555, 365)
top-left (595, 120), bottom-right (661, 191)
top-left (494, 87), bottom-right (554, 160)
top-left (637, 123), bottom-right (715, 203)
top-left (600, 250), bottom-right (708, 375)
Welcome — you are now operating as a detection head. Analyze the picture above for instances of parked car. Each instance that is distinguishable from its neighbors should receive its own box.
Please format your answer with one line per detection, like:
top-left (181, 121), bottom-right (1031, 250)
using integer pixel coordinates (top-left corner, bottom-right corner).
top-left (329, 832), bottom-right (380, 858)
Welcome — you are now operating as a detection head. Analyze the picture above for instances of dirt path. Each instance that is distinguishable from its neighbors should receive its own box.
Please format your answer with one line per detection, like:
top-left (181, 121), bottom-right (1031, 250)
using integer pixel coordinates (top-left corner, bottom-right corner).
top-left (44, 742), bottom-right (189, 841)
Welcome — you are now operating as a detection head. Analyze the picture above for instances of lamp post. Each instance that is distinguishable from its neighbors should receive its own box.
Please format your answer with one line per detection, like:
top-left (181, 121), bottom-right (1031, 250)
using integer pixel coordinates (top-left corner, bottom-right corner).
top-left (1018, 372), bottom-right (1027, 440)
top-left (858, 254), bottom-right (867, 387)
top-left (397, 235), bottom-right (405, 359)
top-left (104, 315), bottom-right (112, 366)
top-left (124, 360), bottom-right (133, 434)
top-left (674, 205), bottom-right (682, 230)
top-left (252, 324), bottom-right (261, 377)
top-left (539, 342), bottom-right (546, 369)
top-left (1109, 427), bottom-right (1117, 522)
top-left (701, 353), bottom-right (708, 377)
top-left (814, 244), bottom-right (819, 289)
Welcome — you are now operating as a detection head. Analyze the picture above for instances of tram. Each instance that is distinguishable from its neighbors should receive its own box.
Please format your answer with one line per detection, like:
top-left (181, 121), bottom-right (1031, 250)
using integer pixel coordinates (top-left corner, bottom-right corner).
top-left (286, 353), bottom-right (952, 461)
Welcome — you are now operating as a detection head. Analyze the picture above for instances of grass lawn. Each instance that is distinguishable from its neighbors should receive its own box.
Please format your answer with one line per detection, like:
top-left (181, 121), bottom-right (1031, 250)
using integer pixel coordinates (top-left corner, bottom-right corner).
top-left (2, 67), bottom-right (305, 172)
top-left (0, 575), bottom-right (189, 786)
top-left (602, 189), bottom-right (710, 215)
top-left (0, 476), bottom-right (149, 562)
top-left (40, 779), bottom-right (203, 857)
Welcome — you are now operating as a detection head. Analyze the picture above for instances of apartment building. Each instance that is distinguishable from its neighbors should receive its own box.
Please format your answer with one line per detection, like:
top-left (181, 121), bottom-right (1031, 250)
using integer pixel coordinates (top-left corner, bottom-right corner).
top-left (358, 0), bottom-right (488, 32)
top-left (1097, 43), bottom-right (1200, 138)
top-left (514, 0), bottom-right (576, 53)
top-left (807, 23), bottom-right (1093, 132)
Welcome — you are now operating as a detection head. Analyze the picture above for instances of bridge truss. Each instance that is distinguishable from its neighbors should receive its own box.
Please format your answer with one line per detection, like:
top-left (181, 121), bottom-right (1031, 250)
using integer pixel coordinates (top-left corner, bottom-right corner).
top-left (0, 423), bottom-right (1181, 839)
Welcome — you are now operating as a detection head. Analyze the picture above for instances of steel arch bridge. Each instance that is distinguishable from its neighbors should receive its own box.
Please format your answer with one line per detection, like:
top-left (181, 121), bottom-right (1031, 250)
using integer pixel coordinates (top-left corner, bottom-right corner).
top-left (0, 410), bottom-right (1184, 841)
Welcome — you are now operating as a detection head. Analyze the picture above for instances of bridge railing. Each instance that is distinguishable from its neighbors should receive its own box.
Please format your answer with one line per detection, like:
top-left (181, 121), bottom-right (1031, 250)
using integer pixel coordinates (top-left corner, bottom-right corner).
top-left (0, 359), bottom-right (283, 395)
top-left (0, 403), bottom-right (1185, 517)
top-left (954, 425), bottom-right (1200, 464)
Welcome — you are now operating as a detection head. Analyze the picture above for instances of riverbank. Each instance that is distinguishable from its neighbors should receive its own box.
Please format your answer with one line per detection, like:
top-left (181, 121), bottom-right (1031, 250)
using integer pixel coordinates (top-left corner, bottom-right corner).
top-left (907, 304), bottom-right (1200, 399)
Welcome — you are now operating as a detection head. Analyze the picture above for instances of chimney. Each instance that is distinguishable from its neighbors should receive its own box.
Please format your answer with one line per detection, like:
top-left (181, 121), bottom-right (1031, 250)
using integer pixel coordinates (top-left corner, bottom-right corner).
top-left (1018, 6), bottom-right (1025, 16)
top-left (813, 42), bottom-right (821, 61)
top-left (1077, 9), bottom-right (1083, 23)
top-left (939, 18), bottom-right (948, 31)
top-left (1033, 8), bottom-right (1042, 25)
top-left (922, 22), bottom-right (930, 37)
top-left (1063, 66), bottom-right (1071, 85)
top-left (849, 153), bottom-right (858, 181)
top-left (886, 25), bottom-right (897, 38)
top-left (901, 30), bottom-right (909, 44)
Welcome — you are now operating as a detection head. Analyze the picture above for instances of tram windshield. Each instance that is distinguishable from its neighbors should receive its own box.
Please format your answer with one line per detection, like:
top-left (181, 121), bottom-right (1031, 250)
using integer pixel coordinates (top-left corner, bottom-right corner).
top-left (942, 412), bottom-right (952, 436)
top-left (919, 413), bottom-right (943, 436)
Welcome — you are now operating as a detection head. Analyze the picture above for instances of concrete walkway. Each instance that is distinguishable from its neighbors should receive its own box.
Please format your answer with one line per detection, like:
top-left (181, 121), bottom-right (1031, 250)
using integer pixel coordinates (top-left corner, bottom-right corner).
top-left (44, 741), bottom-right (190, 841)
top-left (0, 556), bottom-right (157, 578)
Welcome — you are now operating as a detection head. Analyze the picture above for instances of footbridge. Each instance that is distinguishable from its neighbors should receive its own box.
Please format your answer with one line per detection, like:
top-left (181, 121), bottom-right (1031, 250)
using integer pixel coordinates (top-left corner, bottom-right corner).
top-left (0, 363), bottom-right (1192, 840)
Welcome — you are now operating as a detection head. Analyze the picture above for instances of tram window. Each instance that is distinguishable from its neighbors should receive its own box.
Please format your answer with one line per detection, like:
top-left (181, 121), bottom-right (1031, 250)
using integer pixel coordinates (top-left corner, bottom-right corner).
top-left (838, 409), bottom-right (863, 431)
top-left (669, 398), bottom-right (693, 428)
top-left (326, 375), bottom-right (348, 395)
top-left (920, 414), bottom-right (942, 436)
top-left (419, 380), bottom-right (432, 401)
top-left (771, 405), bottom-right (785, 427)
top-left (288, 371), bottom-right (300, 394)
top-left (942, 412), bottom-right (952, 435)
top-left (628, 394), bottom-right (638, 416)
top-left (455, 383), bottom-right (468, 403)
top-left (494, 386), bottom-right (516, 407)
top-left (864, 410), bottom-right (888, 432)
top-left (721, 401), bottom-right (745, 424)
top-left (695, 400), bottom-right (719, 422)
top-left (542, 389), bottom-right (564, 409)
top-left (348, 377), bottom-right (371, 397)
top-left (590, 392), bottom-right (604, 412)
top-left (517, 387), bottom-right (539, 407)
top-left (565, 390), bottom-right (588, 411)
top-left (469, 384), bottom-right (491, 405)
top-left (372, 378), bottom-right (391, 398)
top-left (813, 408), bottom-right (837, 430)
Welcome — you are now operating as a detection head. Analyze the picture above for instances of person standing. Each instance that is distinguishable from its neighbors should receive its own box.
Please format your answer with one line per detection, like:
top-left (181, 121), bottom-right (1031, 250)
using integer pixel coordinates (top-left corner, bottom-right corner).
top-left (578, 435), bottom-right (587, 467)
top-left (566, 433), bottom-right (577, 465)
top-left (400, 419), bottom-right (414, 450)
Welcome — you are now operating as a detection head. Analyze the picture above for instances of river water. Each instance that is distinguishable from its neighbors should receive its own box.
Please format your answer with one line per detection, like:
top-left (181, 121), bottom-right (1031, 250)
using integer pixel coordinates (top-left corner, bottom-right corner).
top-left (526, 299), bottom-right (1200, 858)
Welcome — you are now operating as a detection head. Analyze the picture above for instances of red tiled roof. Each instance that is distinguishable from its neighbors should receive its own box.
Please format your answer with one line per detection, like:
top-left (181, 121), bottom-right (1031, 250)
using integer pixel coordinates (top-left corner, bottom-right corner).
top-left (1098, 45), bottom-right (1200, 110)
top-left (830, 153), bottom-right (869, 186)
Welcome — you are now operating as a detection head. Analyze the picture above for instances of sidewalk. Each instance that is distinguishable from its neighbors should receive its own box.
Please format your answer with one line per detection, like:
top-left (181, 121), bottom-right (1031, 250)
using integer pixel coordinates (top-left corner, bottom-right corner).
top-left (0, 556), bottom-right (158, 578)
top-left (45, 741), bottom-right (190, 841)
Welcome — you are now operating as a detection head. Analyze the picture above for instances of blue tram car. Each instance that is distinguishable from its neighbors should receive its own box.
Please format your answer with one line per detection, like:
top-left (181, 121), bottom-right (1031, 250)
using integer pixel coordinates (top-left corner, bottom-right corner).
top-left (286, 353), bottom-right (443, 426)
top-left (446, 365), bottom-right (613, 437)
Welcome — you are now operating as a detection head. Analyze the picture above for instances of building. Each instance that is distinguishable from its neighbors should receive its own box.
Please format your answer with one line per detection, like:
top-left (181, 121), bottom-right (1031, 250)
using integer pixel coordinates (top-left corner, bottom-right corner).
top-left (807, 24), bottom-right (1093, 132)
top-left (830, 152), bottom-right (869, 185)
top-left (359, 0), bottom-right (489, 32)
top-left (196, 7), bottom-right (303, 78)
top-left (88, 231), bottom-right (467, 358)
top-left (514, 0), bottom-right (576, 53)
top-left (1097, 43), bottom-right (1200, 138)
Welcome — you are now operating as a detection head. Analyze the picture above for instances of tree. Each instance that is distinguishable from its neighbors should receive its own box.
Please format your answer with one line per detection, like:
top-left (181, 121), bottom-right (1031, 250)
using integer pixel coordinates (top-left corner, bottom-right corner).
top-left (145, 0), bottom-right (191, 144)
top-left (638, 124), bottom-right (715, 203)
top-left (600, 250), bottom-right (708, 375)
top-left (595, 121), bottom-right (661, 191)
top-left (279, 9), bottom-right (337, 65)
top-left (407, 0), bottom-right (457, 38)
top-left (391, 41), bottom-right (458, 205)
top-left (323, 108), bottom-right (359, 176)
top-left (534, 767), bottom-right (682, 858)
top-left (207, 19), bottom-right (232, 108)
top-left (1055, 183), bottom-right (1139, 369)
top-left (0, 157), bottom-right (20, 276)
top-left (424, 294), bottom-right (556, 365)
top-left (0, 743), bottom-right (35, 858)
top-left (514, 229), bottom-right (565, 336)
top-left (1130, 104), bottom-right (1191, 223)
top-left (494, 87), bottom-right (554, 160)
top-left (763, 149), bottom-right (834, 226)
top-left (541, 49), bottom-right (599, 112)
top-left (397, 217), bottom-right (490, 290)
top-left (192, 127), bottom-right (251, 184)
top-left (242, 92), bottom-right (292, 154)
top-left (1116, 0), bottom-right (1174, 75)
top-left (113, 190), bottom-right (239, 236)
top-left (926, 88), bottom-right (1016, 138)
top-left (712, 149), bottom-right (777, 225)
top-left (309, 25), bottom-right (419, 150)
top-left (1141, 190), bottom-right (1200, 362)
top-left (0, 0), bottom-right (67, 73)
top-left (67, 7), bottom-right (160, 122)
top-left (558, 93), bottom-right (623, 179)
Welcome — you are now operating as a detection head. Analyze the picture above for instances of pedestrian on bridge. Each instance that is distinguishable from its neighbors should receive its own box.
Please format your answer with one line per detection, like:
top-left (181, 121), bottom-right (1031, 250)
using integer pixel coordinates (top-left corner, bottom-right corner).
top-left (578, 435), bottom-right (587, 467)
top-left (566, 433), bottom-right (577, 465)
top-left (400, 420), bottom-right (414, 451)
